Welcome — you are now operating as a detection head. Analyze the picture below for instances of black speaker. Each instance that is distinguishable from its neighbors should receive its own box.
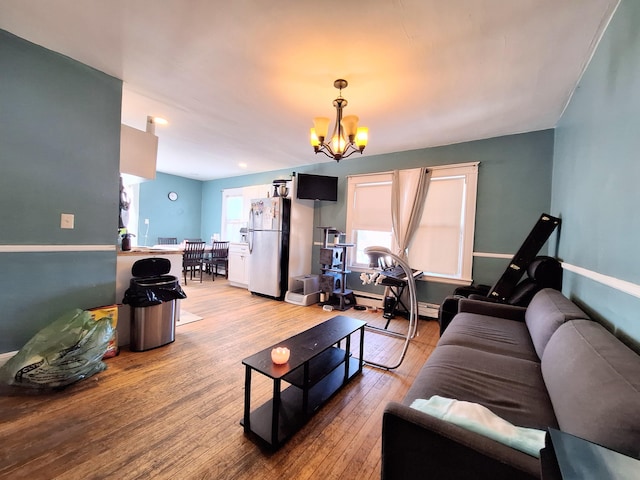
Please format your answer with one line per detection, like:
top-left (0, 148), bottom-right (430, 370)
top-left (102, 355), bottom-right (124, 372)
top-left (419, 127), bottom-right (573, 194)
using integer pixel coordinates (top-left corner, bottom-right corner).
top-left (383, 296), bottom-right (397, 319)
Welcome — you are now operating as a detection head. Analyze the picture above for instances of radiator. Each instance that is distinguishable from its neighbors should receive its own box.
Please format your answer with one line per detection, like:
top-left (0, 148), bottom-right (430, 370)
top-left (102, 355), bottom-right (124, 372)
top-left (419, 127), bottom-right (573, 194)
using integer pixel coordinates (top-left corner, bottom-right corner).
top-left (352, 290), bottom-right (440, 318)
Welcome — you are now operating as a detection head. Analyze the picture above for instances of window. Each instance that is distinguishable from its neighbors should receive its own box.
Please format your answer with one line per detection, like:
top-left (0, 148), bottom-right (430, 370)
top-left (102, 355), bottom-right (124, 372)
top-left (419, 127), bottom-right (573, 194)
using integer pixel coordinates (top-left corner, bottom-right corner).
top-left (347, 174), bottom-right (393, 265)
top-left (221, 184), bottom-right (271, 242)
top-left (222, 188), bottom-right (245, 243)
top-left (346, 162), bottom-right (478, 284)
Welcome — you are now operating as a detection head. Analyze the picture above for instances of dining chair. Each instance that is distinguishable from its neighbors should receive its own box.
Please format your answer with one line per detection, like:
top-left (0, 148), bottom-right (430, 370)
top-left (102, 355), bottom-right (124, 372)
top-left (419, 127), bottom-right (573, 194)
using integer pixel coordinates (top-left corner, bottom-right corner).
top-left (204, 241), bottom-right (229, 281)
top-left (182, 241), bottom-right (206, 284)
top-left (158, 237), bottom-right (178, 245)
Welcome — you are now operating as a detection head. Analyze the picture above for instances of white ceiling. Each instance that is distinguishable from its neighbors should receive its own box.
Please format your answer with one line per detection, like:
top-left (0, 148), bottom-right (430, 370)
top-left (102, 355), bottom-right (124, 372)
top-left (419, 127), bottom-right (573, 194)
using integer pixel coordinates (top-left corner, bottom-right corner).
top-left (0, 0), bottom-right (619, 181)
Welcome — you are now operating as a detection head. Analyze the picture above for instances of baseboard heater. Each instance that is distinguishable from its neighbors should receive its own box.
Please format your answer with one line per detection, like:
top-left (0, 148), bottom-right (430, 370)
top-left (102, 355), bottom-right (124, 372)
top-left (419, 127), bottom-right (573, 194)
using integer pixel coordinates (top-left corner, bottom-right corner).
top-left (352, 290), bottom-right (440, 319)
top-left (418, 302), bottom-right (440, 319)
top-left (352, 290), bottom-right (384, 308)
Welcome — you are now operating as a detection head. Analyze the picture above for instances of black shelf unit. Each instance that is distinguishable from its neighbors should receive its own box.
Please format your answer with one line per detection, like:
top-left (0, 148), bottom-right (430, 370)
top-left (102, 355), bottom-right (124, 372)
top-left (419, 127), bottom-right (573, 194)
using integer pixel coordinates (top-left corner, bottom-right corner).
top-left (241, 315), bottom-right (366, 450)
top-left (242, 355), bottom-right (361, 447)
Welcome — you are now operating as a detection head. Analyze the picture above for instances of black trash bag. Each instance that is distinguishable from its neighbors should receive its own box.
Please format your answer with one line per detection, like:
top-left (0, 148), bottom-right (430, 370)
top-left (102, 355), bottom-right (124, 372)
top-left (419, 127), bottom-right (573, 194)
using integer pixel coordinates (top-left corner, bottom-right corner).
top-left (122, 279), bottom-right (186, 307)
top-left (0, 309), bottom-right (114, 389)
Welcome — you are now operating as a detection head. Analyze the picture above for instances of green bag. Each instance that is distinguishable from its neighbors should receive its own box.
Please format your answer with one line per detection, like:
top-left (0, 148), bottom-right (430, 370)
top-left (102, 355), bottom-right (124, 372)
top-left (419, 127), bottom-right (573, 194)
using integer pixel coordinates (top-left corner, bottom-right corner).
top-left (0, 309), bottom-right (114, 389)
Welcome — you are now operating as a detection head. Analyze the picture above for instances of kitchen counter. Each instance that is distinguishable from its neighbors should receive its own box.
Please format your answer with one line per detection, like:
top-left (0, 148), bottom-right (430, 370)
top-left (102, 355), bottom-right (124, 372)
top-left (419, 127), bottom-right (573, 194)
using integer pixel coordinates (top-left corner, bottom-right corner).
top-left (117, 246), bottom-right (184, 256)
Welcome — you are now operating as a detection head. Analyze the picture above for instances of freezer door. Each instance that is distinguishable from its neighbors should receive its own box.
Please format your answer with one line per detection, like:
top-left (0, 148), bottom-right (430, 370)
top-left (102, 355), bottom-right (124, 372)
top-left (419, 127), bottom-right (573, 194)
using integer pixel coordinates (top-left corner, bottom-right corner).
top-left (248, 229), bottom-right (282, 297)
top-left (248, 197), bottom-right (283, 232)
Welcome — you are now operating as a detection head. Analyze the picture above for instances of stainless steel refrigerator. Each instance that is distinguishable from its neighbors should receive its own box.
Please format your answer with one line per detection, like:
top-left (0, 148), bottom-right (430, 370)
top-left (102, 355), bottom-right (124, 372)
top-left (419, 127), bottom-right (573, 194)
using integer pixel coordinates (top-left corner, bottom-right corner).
top-left (247, 197), bottom-right (290, 299)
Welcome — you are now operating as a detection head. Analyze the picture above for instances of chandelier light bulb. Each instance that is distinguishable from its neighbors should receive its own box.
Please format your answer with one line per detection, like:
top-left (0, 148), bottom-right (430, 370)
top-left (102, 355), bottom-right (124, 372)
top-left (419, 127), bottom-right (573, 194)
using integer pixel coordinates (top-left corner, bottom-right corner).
top-left (310, 128), bottom-right (320, 147)
top-left (332, 134), bottom-right (346, 155)
top-left (356, 127), bottom-right (369, 149)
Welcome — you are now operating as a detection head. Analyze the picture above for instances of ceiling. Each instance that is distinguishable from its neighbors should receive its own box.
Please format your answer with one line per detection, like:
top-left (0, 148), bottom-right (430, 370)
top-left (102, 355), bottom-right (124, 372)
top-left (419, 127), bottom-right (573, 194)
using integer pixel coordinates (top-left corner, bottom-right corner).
top-left (0, 0), bottom-right (619, 181)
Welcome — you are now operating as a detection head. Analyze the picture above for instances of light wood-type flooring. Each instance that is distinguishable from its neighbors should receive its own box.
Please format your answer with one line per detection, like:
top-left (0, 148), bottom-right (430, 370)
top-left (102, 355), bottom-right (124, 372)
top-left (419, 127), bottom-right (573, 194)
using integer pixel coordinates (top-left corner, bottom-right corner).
top-left (0, 276), bottom-right (439, 479)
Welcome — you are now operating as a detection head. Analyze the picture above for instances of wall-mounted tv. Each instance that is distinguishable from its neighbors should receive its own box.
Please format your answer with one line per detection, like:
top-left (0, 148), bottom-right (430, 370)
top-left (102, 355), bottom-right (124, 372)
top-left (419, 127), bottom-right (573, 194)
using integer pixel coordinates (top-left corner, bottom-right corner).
top-left (296, 173), bottom-right (338, 201)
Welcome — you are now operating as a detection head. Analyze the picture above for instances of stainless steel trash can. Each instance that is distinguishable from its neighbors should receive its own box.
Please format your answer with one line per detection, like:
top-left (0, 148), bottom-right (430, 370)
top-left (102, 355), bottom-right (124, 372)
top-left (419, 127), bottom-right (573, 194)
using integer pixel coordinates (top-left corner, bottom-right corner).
top-left (122, 258), bottom-right (186, 352)
top-left (131, 295), bottom-right (178, 351)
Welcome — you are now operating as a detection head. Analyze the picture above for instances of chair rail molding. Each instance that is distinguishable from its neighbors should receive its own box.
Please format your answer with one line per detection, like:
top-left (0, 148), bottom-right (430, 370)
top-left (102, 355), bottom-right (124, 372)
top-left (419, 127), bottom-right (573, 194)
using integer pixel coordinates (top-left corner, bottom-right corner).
top-left (561, 262), bottom-right (640, 300)
top-left (0, 245), bottom-right (116, 252)
top-left (473, 252), bottom-right (514, 259)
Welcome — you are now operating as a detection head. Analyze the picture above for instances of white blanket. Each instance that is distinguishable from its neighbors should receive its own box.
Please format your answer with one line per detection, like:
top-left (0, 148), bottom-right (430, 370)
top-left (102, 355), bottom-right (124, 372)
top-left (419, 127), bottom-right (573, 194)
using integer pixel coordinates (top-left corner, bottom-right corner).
top-left (410, 395), bottom-right (546, 458)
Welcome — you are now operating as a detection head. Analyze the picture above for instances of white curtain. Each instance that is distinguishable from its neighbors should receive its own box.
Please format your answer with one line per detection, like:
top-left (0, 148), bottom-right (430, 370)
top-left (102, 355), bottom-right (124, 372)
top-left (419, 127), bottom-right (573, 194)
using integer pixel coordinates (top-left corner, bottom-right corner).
top-left (391, 167), bottom-right (432, 259)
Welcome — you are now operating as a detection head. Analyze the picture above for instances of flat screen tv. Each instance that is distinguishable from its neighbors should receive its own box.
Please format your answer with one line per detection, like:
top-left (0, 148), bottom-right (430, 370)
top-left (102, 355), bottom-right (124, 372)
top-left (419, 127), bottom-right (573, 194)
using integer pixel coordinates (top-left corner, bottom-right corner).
top-left (296, 174), bottom-right (339, 201)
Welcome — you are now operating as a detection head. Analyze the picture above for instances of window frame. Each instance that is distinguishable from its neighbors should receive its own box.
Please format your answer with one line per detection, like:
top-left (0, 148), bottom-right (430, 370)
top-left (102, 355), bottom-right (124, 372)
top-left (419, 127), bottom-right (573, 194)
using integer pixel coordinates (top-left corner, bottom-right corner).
top-left (221, 187), bottom-right (245, 243)
top-left (345, 162), bottom-right (479, 285)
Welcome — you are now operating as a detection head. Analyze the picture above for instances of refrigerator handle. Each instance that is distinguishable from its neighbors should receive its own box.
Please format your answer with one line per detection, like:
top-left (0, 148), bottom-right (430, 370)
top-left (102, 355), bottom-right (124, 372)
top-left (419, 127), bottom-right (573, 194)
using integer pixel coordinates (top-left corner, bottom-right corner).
top-left (248, 207), bottom-right (255, 253)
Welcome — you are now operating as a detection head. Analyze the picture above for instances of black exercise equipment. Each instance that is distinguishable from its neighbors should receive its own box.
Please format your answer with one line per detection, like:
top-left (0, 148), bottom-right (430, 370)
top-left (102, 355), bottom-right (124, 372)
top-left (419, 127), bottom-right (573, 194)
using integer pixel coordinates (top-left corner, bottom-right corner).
top-left (437, 213), bottom-right (562, 336)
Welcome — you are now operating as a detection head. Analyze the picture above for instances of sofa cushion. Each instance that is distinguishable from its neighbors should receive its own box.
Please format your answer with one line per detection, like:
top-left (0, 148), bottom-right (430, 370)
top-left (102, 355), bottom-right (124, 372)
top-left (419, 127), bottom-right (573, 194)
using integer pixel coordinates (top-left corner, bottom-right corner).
top-left (542, 320), bottom-right (640, 459)
top-left (525, 288), bottom-right (590, 358)
top-left (404, 344), bottom-right (558, 430)
top-left (438, 313), bottom-right (540, 362)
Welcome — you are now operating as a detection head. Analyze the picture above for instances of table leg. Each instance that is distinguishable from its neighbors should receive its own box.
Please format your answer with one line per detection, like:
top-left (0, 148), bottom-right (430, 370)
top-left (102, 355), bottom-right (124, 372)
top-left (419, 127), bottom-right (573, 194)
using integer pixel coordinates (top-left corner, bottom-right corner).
top-left (271, 378), bottom-right (281, 447)
top-left (243, 366), bottom-right (252, 432)
top-left (358, 326), bottom-right (365, 373)
top-left (344, 334), bottom-right (351, 382)
top-left (302, 362), bottom-right (310, 415)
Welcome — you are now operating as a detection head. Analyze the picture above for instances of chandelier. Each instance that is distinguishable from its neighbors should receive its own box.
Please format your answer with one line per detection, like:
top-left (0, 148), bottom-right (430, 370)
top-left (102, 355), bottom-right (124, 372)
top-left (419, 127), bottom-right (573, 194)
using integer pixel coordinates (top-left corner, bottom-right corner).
top-left (310, 79), bottom-right (368, 162)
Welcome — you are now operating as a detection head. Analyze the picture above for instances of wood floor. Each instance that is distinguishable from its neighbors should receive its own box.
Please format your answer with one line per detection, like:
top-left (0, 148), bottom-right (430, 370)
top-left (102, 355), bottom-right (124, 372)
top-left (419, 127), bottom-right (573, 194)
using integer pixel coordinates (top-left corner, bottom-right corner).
top-left (0, 277), bottom-right (439, 480)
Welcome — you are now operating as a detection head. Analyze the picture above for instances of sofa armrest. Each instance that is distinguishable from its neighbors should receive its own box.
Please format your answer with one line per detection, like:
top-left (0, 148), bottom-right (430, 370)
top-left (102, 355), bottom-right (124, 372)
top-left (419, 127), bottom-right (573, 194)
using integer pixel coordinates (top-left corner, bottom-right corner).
top-left (458, 298), bottom-right (527, 321)
top-left (382, 402), bottom-right (539, 480)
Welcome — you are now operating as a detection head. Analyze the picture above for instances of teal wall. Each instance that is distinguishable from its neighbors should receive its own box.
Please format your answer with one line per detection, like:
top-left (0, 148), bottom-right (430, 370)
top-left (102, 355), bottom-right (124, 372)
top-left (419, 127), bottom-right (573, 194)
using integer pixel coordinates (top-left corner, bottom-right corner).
top-left (0, 30), bottom-right (122, 352)
top-left (16, 0), bottom-right (640, 351)
top-left (203, 130), bottom-right (555, 305)
top-left (551, 0), bottom-right (640, 344)
top-left (138, 172), bottom-right (203, 245)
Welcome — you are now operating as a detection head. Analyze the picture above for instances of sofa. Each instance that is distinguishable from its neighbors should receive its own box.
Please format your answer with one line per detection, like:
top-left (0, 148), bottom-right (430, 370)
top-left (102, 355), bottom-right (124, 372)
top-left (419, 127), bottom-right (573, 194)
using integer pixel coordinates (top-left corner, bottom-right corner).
top-left (382, 288), bottom-right (640, 479)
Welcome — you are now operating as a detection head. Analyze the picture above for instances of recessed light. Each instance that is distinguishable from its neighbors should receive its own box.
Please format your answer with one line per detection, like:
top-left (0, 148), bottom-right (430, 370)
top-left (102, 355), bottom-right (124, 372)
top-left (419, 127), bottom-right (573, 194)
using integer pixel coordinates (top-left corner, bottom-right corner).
top-left (239, 162), bottom-right (248, 169)
top-left (153, 117), bottom-right (168, 125)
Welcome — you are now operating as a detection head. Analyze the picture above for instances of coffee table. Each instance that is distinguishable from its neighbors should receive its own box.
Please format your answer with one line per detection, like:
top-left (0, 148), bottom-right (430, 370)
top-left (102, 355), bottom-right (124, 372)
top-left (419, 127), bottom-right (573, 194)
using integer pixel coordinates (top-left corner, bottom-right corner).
top-left (241, 315), bottom-right (366, 449)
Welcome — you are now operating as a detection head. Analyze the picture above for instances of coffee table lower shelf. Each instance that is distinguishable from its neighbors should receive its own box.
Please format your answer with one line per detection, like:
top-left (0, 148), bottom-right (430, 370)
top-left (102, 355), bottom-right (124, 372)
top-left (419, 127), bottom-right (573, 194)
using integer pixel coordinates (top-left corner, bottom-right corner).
top-left (241, 356), bottom-right (361, 448)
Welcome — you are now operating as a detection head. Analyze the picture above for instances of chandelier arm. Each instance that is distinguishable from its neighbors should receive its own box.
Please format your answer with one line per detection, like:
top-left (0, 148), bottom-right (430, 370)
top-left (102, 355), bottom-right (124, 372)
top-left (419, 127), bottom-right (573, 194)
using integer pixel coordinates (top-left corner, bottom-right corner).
top-left (321, 141), bottom-right (337, 157)
top-left (339, 146), bottom-right (362, 159)
top-left (315, 145), bottom-right (337, 159)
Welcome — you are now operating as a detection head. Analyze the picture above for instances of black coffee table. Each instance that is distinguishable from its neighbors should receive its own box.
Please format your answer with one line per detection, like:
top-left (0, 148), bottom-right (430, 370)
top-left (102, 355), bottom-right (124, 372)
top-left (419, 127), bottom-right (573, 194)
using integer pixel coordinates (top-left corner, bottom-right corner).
top-left (241, 315), bottom-right (366, 449)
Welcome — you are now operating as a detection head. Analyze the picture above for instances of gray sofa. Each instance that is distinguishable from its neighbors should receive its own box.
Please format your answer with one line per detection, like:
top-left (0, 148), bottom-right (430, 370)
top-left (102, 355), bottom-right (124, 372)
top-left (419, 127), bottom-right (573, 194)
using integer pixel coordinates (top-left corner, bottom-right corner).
top-left (382, 288), bottom-right (640, 479)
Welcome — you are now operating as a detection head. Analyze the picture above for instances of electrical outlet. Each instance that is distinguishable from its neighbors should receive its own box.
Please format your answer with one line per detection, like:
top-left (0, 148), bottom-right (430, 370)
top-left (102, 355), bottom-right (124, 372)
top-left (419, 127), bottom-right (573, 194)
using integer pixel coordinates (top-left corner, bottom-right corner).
top-left (144, 218), bottom-right (150, 225)
top-left (60, 213), bottom-right (74, 229)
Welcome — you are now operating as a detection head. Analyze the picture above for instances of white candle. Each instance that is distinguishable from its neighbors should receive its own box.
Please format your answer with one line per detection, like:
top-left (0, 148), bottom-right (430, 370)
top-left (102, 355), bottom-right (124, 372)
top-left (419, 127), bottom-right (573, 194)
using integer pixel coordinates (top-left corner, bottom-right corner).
top-left (271, 347), bottom-right (290, 364)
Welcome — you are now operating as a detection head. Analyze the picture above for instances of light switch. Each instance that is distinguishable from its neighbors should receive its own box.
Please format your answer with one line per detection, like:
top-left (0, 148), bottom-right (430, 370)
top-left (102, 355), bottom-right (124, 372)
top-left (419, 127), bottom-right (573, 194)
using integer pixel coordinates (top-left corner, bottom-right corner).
top-left (60, 213), bottom-right (75, 229)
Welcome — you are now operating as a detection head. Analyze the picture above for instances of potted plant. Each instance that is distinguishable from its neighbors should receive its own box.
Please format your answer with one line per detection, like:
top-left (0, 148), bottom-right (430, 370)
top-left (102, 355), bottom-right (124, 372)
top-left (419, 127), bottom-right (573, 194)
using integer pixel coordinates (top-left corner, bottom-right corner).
top-left (120, 230), bottom-right (135, 251)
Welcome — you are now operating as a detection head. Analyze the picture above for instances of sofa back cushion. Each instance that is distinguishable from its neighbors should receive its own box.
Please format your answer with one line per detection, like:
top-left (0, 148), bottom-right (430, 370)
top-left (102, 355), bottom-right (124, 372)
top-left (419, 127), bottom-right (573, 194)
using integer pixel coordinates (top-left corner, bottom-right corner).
top-left (541, 320), bottom-right (640, 459)
top-left (525, 288), bottom-right (589, 358)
